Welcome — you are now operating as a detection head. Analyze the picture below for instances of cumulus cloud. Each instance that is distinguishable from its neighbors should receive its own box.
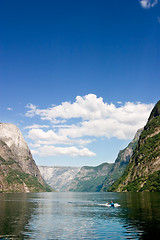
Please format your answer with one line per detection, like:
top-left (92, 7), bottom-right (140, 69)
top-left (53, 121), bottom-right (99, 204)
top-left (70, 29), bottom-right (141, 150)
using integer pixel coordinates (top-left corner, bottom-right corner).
top-left (139, 0), bottom-right (158, 9)
top-left (25, 94), bottom-right (114, 121)
top-left (32, 145), bottom-right (96, 157)
top-left (25, 94), bottom-right (154, 157)
top-left (27, 128), bottom-right (93, 146)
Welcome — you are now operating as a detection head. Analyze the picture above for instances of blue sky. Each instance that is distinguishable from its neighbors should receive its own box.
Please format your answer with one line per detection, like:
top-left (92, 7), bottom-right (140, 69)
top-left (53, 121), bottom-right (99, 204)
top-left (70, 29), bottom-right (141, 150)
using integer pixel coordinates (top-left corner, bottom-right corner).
top-left (0, 0), bottom-right (160, 166)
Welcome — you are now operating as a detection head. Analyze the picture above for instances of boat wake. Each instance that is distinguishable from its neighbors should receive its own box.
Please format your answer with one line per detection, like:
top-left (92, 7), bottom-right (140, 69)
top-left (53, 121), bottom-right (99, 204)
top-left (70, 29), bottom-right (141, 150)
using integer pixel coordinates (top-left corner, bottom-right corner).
top-left (98, 203), bottom-right (120, 207)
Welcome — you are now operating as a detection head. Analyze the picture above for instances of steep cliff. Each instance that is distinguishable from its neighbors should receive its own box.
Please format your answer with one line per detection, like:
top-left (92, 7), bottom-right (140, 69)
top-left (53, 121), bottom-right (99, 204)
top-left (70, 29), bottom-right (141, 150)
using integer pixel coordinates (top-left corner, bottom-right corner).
top-left (39, 166), bottom-right (80, 191)
top-left (66, 128), bottom-right (142, 192)
top-left (0, 123), bottom-right (52, 192)
top-left (67, 163), bottom-right (114, 192)
top-left (101, 128), bottom-right (143, 191)
top-left (109, 100), bottom-right (160, 192)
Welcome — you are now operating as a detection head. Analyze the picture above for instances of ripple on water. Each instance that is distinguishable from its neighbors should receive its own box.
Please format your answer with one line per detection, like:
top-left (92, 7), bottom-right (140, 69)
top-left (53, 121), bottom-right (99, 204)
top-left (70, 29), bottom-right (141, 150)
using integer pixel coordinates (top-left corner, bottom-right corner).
top-left (1, 192), bottom-right (160, 239)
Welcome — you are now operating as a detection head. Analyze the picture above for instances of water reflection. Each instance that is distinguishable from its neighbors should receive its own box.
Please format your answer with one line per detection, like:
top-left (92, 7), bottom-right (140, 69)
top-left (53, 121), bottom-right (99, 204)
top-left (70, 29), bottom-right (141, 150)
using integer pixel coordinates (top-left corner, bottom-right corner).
top-left (0, 193), bottom-right (36, 239)
top-left (0, 192), bottom-right (160, 239)
top-left (23, 192), bottom-right (143, 239)
top-left (121, 192), bottom-right (160, 239)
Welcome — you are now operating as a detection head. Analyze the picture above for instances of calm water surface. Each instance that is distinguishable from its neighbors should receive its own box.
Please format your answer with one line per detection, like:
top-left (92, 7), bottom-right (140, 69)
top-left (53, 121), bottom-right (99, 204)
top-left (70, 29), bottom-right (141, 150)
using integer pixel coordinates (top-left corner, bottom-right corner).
top-left (0, 192), bottom-right (160, 239)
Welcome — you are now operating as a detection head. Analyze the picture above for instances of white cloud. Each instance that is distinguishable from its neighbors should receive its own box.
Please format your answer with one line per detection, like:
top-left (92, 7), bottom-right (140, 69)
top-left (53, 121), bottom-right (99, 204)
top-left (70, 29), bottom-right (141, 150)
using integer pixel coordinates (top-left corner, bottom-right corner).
top-left (27, 128), bottom-right (71, 145)
top-left (7, 107), bottom-right (13, 111)
top-left (26, 103), bottom-right (37, 117)
top-left (25, 94), bottom-right (154, 157)
top-left (24, 124), bottom-right (49, 129)
top-left (27, 128), bottom-right (93, 146)
top-left (139, 0), bottom-right (158, 9)
top-left (25, 94), bottom-right (113, 121)
top-left (32, 145), bottom-right (96, 157)
top-left (58, 119), bottom-right (138, 140)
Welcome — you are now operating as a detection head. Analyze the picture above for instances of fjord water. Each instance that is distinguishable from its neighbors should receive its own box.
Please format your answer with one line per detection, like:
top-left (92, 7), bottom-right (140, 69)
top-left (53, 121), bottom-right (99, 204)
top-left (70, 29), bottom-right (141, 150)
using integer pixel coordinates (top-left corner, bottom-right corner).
top-left (0, 192), bottom-right (160, 239)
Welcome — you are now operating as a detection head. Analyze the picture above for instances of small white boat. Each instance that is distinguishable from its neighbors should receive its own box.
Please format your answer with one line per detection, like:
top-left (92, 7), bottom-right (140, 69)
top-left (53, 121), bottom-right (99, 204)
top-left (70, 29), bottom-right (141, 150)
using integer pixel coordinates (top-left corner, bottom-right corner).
top-left (105, 203), bottom-right (120, 207)
top-left (98, 203), bottom-right (120, 207)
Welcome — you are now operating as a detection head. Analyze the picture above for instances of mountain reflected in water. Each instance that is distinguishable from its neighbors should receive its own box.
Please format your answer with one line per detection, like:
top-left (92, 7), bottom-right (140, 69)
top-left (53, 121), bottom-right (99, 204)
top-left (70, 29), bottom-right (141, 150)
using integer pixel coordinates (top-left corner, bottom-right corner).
top-left (121, 192), bottom-right (160, 239)
top-left (0, 193), bottom-right (36, 239)
top-left (0, 192), bottom-right (160, 239)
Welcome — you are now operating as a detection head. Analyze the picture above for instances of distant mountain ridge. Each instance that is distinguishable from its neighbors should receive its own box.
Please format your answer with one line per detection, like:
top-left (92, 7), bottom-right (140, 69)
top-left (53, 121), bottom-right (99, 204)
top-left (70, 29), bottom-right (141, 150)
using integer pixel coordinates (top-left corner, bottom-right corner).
top-left (39, 163), bottom-right (114, 192)
top-left (0, 123), bottom-right (52, 192)
top-left (38, 166), bottom-right (81, 191)
top-left (109, 100), bottom-right (160, 192)
top-left (67, 162), bottom-right (114, 192)
top-left (39, 128), bottom-right (142, 192)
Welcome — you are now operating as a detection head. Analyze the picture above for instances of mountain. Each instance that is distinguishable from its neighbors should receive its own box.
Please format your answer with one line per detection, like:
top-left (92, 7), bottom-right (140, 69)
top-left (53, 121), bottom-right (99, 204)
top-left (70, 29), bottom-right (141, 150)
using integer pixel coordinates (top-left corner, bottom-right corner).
top-left (39, 163), bottom-right (115, 192)
top-left (66, 128), bottom-right (142, 192)
top-left (38, 166), bottom-right (80, 191)
top-left (67, 163), bottom-right (114, 192)
top-left (38, 128), bottom-right (142, 192)
top-left (101, 128), bottom-right (143, 191)
top-left (108, 100), bottom-right (160, 192)
top-left (0, 123), bottom-right (52, 192)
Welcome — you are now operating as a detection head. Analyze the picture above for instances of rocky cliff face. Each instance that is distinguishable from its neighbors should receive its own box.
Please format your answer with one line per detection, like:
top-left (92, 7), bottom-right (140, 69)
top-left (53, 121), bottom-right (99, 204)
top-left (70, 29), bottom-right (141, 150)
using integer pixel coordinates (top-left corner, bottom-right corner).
top-left (109, 100), bottom-right (160, 192)
top-left (66, 128), bottom-right (142, 192)
top-left (38, 166), bottom-right (80, 191)
top-left (101, 128), bottom-right (143, 191)
top-left (67, 163), bottom-right (114, 192)
top-left (0, 123), bottom-right (52, 192)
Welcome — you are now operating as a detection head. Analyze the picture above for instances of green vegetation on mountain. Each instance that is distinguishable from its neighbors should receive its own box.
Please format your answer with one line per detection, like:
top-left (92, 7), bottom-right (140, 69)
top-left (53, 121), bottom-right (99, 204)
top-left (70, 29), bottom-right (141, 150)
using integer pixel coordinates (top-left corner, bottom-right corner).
top-left (0, 145), bottom-right (53, 192)
top-left (68, 163), bottom-right (114, 192)
top-left (0, 124), bottom-right (53, 193)
top-left (108, 100), bottom-right (160, 192)
top-left (101, 128), bottom-right (142, 191)
top-left (67, 129), bottom-right (142, 192)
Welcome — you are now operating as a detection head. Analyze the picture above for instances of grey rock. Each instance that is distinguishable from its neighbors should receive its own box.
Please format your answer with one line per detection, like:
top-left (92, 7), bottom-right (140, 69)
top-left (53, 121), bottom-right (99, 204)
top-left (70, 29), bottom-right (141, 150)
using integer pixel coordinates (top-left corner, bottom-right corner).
top-left (0, 123), bottom-right (51, 192)
top-left (39, 166), bottom-right (80, 191)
